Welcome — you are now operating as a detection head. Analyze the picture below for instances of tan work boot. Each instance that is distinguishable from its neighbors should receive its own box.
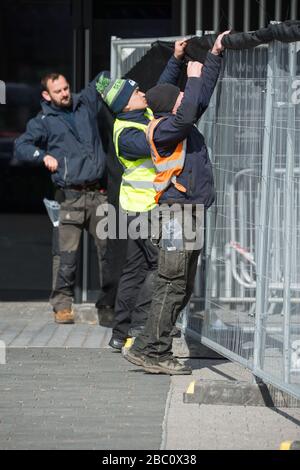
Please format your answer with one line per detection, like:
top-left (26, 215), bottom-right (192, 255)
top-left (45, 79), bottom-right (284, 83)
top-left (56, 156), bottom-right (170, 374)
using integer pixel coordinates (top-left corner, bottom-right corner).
top-left (54, 308), bottom-right (75, 324)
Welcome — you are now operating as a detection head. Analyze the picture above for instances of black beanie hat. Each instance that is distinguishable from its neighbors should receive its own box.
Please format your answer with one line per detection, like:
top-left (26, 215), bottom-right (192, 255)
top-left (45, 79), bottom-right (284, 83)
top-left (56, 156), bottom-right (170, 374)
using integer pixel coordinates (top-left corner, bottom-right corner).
top-left (146, 84), bottom-right (180, 113)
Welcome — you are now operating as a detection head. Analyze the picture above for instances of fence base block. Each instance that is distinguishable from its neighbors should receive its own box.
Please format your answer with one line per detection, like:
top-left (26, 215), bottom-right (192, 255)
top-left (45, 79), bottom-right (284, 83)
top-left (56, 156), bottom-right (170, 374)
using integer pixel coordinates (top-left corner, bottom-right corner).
top-left (183, 379), bottom-right (300, 407)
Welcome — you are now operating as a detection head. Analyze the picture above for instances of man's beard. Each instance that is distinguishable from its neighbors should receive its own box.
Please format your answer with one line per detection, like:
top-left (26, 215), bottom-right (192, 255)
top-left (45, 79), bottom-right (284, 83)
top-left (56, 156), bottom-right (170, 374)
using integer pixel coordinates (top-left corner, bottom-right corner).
top-left (52, 95), bottom-right (72, 108)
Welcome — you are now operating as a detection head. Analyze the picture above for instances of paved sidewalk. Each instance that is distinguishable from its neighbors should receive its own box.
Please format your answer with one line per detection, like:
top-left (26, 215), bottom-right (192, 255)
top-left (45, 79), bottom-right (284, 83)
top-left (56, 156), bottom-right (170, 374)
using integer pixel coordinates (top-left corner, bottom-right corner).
top-left (164, 362), bottom-right (300, 450)
top-left (0, 348), bottom-right (169, 450)
top-left (0, 302), bottom-right (300, 450)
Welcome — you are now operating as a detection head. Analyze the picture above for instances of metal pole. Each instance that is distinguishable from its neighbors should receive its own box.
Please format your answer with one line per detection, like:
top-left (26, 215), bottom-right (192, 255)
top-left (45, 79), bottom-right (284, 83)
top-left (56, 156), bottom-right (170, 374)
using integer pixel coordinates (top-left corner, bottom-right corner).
top-left (81, 27), bottom-right (91, 303)
top-left (72, 30), bottom-right (77, 91)
top-left (110, 36), bottom-right (118, 80)
top-left (253, 42), bottom-right (275, 373)
top-left (259, 0), bottom-right (266, 29)
top-left (195, 0), bottom-right (202, 35)
top-left (283, 42), bottom-right (296, 384)
top-left (228, 0), bottom-right (235, 30)
top-left (84, 29), bottom-right (90, 86)
top-left (291, 0), bottom-right (297, 20)
top-left (275, 0), bottom-right (282, 21)
top-left (180, 0), bottom-right (187, 36)
top-left (213, 0), bottom-right (220, 32)
top-left (243, 0), bottom-right (250, 32)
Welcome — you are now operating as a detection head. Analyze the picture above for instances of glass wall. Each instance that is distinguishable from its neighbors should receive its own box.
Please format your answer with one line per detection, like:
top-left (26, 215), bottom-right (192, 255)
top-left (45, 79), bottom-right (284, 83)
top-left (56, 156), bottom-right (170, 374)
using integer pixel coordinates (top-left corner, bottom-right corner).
top-left (0, 0), bottom-right (72, 300)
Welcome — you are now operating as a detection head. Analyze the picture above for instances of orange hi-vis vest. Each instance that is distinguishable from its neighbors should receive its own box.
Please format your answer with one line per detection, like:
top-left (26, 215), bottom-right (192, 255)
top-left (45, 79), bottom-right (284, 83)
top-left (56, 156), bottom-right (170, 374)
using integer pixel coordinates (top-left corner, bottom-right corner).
top-left (146, 117), bottom-right (187, 203)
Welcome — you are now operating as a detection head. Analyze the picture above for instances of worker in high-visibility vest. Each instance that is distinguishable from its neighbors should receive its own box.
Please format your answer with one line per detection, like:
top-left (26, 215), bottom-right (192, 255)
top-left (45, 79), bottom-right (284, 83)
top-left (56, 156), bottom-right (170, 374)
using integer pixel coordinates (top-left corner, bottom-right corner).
top-left (96, 40), bottom-right (188, 350)
top-left (124, 31), bottom-right (230, 375)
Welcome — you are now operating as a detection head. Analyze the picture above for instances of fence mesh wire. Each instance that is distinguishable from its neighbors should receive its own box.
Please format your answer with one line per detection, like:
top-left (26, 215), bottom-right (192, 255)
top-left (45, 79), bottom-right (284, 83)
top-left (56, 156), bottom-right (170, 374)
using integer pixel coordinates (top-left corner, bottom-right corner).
top-left (191, 41), bottom-right (300, 399)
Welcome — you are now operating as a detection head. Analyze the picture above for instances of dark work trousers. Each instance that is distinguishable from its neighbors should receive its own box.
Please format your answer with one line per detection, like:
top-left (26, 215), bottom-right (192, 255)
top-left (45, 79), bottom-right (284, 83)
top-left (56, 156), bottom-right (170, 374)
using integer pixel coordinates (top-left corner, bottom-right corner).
top-left (50, 189), bottom-right (107, 312)
top-left (132, 205), bottom-right (204, 360)
top-left (95, 225), bottom-right (128, 309)
top-left (51, 187), bottom-right (65, 290)
top-left (112, 214), bottom-right (159, 341)
top-left (51, 227), bottom-right (60, 290)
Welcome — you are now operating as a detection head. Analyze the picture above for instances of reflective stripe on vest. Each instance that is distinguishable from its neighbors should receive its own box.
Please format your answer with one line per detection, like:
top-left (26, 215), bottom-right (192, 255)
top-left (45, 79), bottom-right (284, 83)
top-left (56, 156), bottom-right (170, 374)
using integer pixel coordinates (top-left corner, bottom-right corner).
top-left (146, 117), bottom-right (187, 203)
top-left (113, 111), bottom-right (157, 212)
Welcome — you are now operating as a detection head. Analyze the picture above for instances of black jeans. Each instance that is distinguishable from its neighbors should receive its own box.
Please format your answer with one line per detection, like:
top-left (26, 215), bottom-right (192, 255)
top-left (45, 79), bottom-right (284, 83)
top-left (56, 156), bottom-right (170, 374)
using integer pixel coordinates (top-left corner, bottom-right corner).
top-left (132, 205), bottom-right (204, 360)
top-left (112, 212), bottom-right (158, 340)
top-left (112, 234), bottom-right (158, 341)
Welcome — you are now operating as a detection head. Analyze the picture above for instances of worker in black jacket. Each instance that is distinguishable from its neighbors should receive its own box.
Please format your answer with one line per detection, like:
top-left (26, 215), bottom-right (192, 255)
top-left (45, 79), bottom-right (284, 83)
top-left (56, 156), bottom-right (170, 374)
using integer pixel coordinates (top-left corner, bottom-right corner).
top-left (14, 72), bottom-right (116, 325)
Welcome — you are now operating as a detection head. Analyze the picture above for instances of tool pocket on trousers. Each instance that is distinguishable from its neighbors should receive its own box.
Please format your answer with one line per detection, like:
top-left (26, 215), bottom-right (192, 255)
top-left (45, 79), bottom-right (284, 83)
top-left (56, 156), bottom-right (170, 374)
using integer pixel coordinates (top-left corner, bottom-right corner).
top-left (158, 250), bottom-right (186, 280)
top-left (59, 204), bottom-right (84, 225)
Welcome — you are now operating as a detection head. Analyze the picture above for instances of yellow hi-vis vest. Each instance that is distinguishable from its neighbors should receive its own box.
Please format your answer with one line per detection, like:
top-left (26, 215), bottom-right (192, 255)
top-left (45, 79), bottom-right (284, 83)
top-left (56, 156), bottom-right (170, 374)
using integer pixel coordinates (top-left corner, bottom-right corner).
top-left (113, 109), bottom-right (157, 212)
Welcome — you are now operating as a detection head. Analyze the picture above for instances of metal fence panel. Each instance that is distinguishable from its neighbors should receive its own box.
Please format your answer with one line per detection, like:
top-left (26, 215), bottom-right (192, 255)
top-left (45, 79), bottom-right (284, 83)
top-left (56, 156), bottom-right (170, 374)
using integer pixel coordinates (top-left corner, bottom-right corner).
top-left (194, 41), bottom-right (300, 399)
top-left (110, 36), bottom-right (182, 80)
top-left (111, 35), bottom-right (300, 399)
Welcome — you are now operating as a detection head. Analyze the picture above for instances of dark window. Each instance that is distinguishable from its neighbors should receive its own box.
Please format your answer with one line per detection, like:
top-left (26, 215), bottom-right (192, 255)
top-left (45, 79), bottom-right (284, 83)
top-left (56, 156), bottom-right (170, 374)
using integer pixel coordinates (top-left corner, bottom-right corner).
top-left (0, 0), bottom-right (72, 301)
top-left (0, 0), bottom-right (72, 213)
top-left (92, 0), bottom-right (173, 73)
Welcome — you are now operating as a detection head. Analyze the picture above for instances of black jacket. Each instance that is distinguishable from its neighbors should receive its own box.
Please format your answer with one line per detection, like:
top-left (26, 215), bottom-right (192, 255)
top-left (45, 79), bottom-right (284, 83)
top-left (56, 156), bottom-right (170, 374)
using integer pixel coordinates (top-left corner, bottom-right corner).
top-left (117, 52), bottom-right (222, 208)
top-left (14, 74), bottom-right (107, 188)
top-left (152, 52), bottom-right (222, 207)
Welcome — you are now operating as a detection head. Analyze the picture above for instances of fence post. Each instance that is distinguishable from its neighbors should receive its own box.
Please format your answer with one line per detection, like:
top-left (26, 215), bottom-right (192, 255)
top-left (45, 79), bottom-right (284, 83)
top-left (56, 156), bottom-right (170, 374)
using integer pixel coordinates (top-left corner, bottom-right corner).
top-left (283, 42), bottom-right (297, 383)
top-left (243, 0), bottom-right (250, 32)
top-left (228, 0), bottom-right (235, 30)
top-left (180, 0), bottom-right (187, 36)
top-left (213, 0), bottom-right (220, 32)
top-left (195, 0), bottom-right (202, 35)
top-left (291, 0), bottom-right (297, 20)
top-left (253, 41), bottom-right (275, 374)
top-left (110, 36), bottom-right (118, 80)
top-left (259, 0), bottom-right (266, 29)
top-left (275, 0), bottom-right (282, 21)
top-left (0, 80), bottom-right (5, 104)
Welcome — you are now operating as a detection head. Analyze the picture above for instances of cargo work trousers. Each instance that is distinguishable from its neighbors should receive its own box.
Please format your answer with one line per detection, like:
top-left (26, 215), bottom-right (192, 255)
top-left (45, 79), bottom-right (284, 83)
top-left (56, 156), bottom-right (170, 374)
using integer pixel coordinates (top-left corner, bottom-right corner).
top-left (50, 189), bottom-right (107, 312)
top-left (132, 205), bottom-right (204, 360)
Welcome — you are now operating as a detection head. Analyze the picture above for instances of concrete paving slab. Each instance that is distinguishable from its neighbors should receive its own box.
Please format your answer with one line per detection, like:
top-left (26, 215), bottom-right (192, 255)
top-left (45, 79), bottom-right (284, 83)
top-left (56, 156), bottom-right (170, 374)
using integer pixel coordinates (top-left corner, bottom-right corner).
top-left (0, 348), bottom-right (169, 450)
top-left (0, 303), bottom-right (110, 348)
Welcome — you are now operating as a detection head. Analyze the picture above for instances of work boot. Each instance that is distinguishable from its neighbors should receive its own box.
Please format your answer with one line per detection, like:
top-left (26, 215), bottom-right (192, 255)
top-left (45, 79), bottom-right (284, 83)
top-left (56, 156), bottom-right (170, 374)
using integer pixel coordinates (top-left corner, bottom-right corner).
top-left (97, 305), bottom-right (114, 327)
top-left (123, 349), bottom-right (151, 368)
top-left (54, 308), bottom-right (75, 324)
top-left (143, 357), bottom-right (192, 375)
top-left (108, 336), bottom-right (125, 351)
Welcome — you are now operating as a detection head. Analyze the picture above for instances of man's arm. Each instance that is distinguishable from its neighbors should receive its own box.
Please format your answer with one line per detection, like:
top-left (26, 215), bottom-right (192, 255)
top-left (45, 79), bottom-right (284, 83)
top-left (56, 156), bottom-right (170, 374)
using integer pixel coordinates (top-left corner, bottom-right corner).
top-left (157, 39), bottom-right (187, 85)
top-left (118, 128), bottom-right (150, 161)
top-left (80, 71), bottom-right (110, 113)
top-left (153, 57), bottom-right (221, 151)
top-left (14, 116), bottom-right (48, 164)
top-left (14, 116), bottom-right (59, 172)
top-left (192, 30), bottom-right (229, 120)
top-left (154, 32), bottom-right (229, 151)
